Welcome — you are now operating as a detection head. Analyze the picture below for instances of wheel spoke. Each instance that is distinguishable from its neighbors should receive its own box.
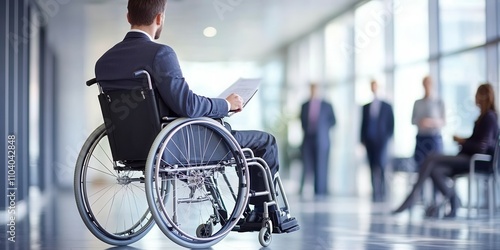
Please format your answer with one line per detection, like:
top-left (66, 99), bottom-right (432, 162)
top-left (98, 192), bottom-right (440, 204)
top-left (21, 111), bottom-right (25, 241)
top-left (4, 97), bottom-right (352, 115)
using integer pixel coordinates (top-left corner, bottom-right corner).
top-left (148, 119), bottom-right (248, 247)
top-left (75, 125), bottom-right (153, 244)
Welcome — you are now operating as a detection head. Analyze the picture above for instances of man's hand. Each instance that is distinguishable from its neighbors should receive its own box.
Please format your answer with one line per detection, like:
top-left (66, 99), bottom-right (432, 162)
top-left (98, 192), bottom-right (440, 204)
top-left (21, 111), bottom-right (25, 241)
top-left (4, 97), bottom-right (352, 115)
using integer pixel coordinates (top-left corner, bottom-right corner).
top-left (226, 93), bottom-right (243, 112)
top-left (419, 117), bottom-right (445, 129)
top-left (419, 118), bottom-right (433, 128)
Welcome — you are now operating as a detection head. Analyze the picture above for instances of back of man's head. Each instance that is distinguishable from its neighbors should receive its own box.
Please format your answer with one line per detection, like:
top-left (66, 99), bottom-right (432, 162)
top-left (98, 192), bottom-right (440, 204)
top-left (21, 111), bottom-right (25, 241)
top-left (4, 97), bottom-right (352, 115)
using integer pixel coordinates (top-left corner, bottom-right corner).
top-left (128, 0), bottom-right (167, 26)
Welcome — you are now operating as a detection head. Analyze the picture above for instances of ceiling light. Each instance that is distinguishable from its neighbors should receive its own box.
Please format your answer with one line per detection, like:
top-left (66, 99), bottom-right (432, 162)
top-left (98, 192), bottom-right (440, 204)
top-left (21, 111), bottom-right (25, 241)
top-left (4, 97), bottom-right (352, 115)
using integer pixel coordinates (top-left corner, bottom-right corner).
top-left (203, 27), bottom-right (217, 38)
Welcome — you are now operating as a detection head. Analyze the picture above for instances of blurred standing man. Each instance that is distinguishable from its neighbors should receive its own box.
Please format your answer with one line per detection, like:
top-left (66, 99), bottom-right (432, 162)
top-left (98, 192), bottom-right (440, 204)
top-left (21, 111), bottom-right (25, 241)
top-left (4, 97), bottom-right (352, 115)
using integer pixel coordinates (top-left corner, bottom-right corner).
top-left (360, 80), bottom-right (394, 202)
top-left (412, 76), bottom-right (445, 169)
top-left (300, 83), bottom-right (336, 197)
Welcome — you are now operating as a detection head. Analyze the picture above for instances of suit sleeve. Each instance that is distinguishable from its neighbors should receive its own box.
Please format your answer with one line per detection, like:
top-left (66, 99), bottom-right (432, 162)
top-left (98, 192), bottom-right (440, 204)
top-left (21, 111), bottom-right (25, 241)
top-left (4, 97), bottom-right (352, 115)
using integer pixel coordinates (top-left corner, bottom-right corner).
top-left (388, 103), bottom-right (394, 137)
top-left (152, 46), bottom-right (228, 118)
top-left (360, 105), bottom-right (366, 144)
top-left (300, 103), bottom-right (307, 131)
top-left (411, 101), bottom-right (418, 125)
top-left (439, 99), bottom-right (446, 124)
top-left (328, 102), bottom-right (336, 128)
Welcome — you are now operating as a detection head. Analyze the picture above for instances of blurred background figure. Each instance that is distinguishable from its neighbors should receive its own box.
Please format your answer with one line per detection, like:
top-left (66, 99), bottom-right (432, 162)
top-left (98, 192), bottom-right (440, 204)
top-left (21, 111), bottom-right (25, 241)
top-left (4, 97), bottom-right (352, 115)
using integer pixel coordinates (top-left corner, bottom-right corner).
top-left (299, 83), bottom-right (336, 197)
top-left (411, 76), bottom-right (446, 203)
top-left (412, 76), bottom-right (446, 169)
top-left (360, 80), bottom-right (394, 203)
top-left (393, 83), bottom-right (498, 218)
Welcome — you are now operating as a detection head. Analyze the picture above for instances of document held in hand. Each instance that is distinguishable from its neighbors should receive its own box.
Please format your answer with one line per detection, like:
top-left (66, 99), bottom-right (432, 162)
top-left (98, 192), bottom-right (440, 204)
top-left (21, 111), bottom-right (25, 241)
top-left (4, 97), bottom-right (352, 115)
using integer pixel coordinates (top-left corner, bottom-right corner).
top-left (218, 78), bottom-right (260, 109)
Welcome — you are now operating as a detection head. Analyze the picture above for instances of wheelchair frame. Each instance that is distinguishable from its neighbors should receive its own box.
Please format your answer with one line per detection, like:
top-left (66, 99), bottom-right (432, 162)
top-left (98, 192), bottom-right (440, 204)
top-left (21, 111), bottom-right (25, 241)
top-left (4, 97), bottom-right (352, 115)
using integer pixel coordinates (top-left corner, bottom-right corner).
top-left (74, 70), bottom-right (298, 248)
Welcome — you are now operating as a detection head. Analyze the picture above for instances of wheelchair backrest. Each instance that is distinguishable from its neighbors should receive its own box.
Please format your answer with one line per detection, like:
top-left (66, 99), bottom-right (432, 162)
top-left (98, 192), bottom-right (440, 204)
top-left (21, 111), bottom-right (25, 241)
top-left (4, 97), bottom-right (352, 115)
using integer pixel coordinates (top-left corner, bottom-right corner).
top-left (94, 70), bottom-right (162, 162)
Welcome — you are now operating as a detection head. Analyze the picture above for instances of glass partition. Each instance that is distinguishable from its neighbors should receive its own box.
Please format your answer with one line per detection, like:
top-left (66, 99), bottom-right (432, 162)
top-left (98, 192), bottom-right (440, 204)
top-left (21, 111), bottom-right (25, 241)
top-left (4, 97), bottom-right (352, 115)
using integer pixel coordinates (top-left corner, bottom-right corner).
top-left (324, 13), bottom-right (354, 82)
top-left (394, 0), bottom-right (429, 65)
top-left (354, 0), bottom-right (386, 76)
top-left (439, 0), bottom-right (486, 53)
top-left (440, 48), bottom-right (486, 153)
top-left (392, 63), bottom-right (430, 157)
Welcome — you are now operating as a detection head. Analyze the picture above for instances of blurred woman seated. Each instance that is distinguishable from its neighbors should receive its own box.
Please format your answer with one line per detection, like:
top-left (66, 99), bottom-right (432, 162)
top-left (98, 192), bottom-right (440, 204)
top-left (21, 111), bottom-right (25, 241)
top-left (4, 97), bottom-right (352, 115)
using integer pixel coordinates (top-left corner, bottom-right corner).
top-left (392, 83), bottom-right (499, 218)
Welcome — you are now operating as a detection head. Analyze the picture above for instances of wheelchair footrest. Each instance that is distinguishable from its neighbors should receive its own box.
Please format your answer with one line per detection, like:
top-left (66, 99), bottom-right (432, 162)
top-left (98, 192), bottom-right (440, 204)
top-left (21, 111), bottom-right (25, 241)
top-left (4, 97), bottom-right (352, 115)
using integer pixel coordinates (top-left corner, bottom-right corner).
top-left (233, 211), bottom-right (300, 234)
top-left (276, 217), bottom-right (300, 233)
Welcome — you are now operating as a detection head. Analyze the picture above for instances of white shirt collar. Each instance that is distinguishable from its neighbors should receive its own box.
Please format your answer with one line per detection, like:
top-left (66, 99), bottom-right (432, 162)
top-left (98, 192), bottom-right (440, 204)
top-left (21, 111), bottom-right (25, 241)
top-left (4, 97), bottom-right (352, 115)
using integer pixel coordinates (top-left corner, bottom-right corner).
top-left (129, 29), bottom-right (153, 41)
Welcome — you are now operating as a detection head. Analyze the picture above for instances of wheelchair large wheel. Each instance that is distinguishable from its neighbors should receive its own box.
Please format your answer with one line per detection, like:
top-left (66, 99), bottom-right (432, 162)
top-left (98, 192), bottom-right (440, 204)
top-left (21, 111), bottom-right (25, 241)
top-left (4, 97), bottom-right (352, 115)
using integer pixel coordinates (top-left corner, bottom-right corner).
top-left (74, 124), bottom-right (155, 245)
top-left (145, 118), bottom-right (250, 249)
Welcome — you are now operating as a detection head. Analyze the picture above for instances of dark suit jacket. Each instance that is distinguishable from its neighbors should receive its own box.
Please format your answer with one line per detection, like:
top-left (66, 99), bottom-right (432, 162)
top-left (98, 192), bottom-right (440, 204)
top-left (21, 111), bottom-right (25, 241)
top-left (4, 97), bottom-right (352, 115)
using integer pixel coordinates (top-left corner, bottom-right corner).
top-left (95, 31), bottom-right (228, 118)
top-left (300, 100), bottom-right (336, 147)
top-left (360, 100), bottom-right (394, 147)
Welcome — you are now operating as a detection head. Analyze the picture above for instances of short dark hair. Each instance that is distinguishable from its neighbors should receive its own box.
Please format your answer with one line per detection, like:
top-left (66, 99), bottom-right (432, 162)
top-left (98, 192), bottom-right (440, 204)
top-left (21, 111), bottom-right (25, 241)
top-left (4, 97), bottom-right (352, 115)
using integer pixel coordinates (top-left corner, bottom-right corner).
top-left (128, 0), bottom-right (167, 26)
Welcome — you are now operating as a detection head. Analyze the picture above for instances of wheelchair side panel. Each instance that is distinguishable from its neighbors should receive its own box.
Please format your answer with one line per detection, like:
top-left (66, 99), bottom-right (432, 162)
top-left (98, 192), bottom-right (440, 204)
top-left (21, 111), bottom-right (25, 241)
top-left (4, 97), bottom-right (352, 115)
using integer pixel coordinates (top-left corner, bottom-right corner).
top-left (161, 123), bottom-right (232, 165)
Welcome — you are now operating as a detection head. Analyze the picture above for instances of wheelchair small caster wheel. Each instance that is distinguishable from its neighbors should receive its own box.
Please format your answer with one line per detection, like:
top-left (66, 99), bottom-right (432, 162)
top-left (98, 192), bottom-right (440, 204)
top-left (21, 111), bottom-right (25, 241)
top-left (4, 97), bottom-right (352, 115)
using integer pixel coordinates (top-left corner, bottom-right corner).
top-left (196, 223), bottom-right (213, 238)
top-left (258, 221), bottom-right (272, 247)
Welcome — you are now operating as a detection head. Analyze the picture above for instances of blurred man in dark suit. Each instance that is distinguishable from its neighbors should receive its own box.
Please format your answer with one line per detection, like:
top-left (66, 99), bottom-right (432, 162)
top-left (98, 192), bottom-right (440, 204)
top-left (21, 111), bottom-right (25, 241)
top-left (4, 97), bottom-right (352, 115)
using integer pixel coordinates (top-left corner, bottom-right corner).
top-left (300, 83), bottom-right (336, 197)
top-left (360, 80), bottom-right (394, 202)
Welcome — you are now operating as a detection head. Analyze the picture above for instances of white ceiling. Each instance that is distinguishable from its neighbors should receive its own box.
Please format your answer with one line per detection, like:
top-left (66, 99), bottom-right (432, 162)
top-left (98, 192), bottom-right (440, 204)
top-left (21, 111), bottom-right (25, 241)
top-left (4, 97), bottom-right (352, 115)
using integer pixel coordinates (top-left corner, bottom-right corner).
top-left (84, 0), bottom-right (362, 62)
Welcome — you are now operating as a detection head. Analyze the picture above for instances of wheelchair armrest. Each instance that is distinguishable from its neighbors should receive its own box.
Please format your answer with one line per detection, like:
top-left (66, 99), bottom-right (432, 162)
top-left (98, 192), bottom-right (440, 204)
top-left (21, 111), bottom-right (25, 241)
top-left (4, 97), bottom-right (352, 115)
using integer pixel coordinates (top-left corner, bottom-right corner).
top-left (162, 116), bottom-right (178, 122)
top-left (241, 148), bottom-right (255, 160)
top-left (86, 78), bottom-right (97, 86)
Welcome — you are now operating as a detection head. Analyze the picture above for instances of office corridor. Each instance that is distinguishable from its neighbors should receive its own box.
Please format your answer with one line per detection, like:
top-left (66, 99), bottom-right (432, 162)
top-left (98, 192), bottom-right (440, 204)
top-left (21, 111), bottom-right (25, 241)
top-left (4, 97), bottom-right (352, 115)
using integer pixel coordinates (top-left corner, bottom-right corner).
top-left (2, 1), bottom-right (500, 250)
top-left (2, 186), bottom-right (500, 250)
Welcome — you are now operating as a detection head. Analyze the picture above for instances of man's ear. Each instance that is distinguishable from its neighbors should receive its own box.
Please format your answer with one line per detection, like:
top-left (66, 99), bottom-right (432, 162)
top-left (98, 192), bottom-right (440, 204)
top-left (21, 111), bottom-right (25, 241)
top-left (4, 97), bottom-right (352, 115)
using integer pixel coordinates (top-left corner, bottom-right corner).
top-left (155, 13), bottom-right (164, 25)
top-left (127, 12), bottom-right (131, 24)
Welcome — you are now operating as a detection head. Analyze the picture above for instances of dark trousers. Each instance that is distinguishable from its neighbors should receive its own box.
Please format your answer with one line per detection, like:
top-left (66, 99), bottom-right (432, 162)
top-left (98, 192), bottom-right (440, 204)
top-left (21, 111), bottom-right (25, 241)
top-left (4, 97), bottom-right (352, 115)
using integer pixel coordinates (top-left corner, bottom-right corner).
top-left (365, 142), bottom-right (388, 202)
top-left (414, 134), bottom-right (443, 201)
top-left (231, 130), bottom-right (279, 205)
top-left (429, 155), bottom-right (491, 198)
top-left (300, 138), bottom-right (330, 196)
top-left (395, 154), bottom-right (473, 211)
top-left (414, 134), bottom-right (443, 167)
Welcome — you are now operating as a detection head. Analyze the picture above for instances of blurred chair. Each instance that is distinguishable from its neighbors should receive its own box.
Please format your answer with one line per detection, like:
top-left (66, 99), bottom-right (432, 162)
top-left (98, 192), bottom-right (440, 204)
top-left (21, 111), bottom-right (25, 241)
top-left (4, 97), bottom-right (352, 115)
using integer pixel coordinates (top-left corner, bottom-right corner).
top-left (390, 157), bottom-right (417, 202)
top-left (461, 135), bottom-right (500, 218)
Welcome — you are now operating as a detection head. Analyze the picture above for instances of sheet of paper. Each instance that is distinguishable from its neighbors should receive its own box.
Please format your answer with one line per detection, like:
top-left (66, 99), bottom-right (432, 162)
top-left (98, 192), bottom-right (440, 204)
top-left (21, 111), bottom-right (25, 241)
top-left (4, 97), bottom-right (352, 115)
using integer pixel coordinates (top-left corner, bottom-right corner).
top-left (217, 78), bottom-right (260, 108)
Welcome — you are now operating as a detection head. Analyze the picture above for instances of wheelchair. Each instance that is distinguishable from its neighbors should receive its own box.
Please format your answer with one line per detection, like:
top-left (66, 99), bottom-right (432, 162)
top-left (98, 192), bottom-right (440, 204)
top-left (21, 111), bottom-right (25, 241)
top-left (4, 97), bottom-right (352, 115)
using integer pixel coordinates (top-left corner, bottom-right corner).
top-left (74, 70), bottom-right (299, 248)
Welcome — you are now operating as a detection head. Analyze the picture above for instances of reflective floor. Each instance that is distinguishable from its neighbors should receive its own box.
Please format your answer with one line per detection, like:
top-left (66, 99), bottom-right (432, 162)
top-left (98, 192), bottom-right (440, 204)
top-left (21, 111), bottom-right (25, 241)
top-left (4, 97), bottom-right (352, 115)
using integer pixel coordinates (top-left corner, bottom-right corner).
top-left (2, 183), bottom-right (500, 250)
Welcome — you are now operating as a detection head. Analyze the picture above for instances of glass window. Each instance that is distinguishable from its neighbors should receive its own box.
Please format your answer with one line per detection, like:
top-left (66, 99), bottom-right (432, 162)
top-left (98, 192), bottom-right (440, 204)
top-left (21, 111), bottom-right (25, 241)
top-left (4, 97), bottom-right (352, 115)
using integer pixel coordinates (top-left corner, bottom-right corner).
top-left (354, 0), bottom-right (386, 76)
top-left (324, 12), bottom-right (354, 82)
top-left (328, 81), bottom-right (359, 195)
top-left (392, 63), bottom-right (430, 157)
top-left (439, 0), bottom-right (486, 53)
top-left (307, 31), bottom-right (324, 82)
top-left (498, 3), bottom-right (500, 37)
top-left (440, 48), bottom-right (486, 153)
top-left (285, 38), bottom-right (316, 115)
top-left (181, 61), bottom-right (263, 130)
top-left (324, 12), bottom-right (360, 196)
top-left (29, 12), bottom-right (41, 186)
top-left (394, 0), bottom-right (429, 64)
top-left (261, 58), bottom-right (286, 135)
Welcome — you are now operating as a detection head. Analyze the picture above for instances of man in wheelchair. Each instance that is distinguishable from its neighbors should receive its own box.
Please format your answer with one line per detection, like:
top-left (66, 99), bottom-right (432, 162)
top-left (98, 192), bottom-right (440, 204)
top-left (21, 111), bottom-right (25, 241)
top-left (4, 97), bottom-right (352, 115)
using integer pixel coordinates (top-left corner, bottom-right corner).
top-left (94, 0), bottom-right (298, 236)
